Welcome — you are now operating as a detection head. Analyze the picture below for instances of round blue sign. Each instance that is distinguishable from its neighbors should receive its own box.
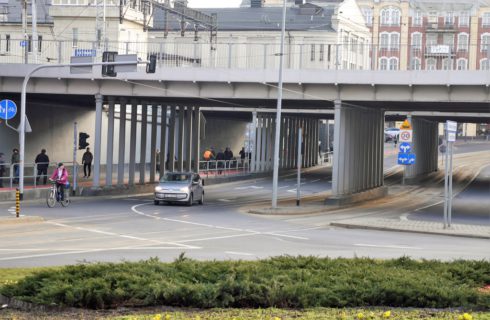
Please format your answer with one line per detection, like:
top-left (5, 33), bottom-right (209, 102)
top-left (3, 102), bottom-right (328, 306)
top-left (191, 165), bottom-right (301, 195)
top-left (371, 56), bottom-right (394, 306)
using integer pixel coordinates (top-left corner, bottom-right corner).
top-left (0, 99), bottom-right (17, 120)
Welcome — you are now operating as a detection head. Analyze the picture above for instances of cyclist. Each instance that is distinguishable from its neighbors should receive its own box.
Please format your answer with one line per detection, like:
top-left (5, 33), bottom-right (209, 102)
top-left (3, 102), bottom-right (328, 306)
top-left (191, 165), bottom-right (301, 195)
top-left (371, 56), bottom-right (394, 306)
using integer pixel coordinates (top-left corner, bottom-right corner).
top-left (49, 162), bottom-right (69, 201)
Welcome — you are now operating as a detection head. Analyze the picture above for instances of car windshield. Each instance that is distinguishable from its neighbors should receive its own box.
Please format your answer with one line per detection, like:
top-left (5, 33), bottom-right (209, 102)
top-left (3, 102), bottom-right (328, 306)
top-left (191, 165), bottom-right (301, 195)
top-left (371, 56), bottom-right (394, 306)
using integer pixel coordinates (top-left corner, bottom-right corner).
top-left (160, 173), bottom-right (191, 184)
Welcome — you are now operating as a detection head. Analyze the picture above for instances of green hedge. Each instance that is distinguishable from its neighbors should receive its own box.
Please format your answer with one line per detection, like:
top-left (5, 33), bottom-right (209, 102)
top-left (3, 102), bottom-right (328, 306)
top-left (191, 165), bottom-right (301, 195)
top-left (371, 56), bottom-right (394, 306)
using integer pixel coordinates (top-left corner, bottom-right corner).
top-left (1, 256), bottom-right (489, 310)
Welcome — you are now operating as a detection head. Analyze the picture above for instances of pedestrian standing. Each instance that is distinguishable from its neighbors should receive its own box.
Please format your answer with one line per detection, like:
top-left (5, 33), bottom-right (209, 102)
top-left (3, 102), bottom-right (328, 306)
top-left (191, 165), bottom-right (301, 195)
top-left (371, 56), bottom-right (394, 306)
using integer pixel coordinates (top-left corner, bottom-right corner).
top-left (156, 149), bottom-right (160, 173)
top-left (393, 136), bottom-right (398, 149)
top-left (239, 147), bottom-right (246, 166)
top-left (11, 148), bottom-right (19, 184)
top-left (224, 147), bottom-right (234, 168)
top-left (0, 153), bottom-right (5, 188)
top-left (216, 149), bottom-right (225, 174)
top-left (35, 149), bottom-right (50, 185)
top-left (82, 147), bottom-right (93, 178)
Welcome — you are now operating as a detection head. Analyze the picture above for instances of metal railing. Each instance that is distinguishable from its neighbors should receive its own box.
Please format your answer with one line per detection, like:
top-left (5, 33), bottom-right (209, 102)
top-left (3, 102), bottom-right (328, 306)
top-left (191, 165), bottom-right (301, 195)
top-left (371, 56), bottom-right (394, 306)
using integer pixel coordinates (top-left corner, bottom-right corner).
top-left (1, 39), bottom-right (489, 71)
top-left (0, 161), bottom-right (79, 190)
top-left (199, 159), bottom-right (251, 178)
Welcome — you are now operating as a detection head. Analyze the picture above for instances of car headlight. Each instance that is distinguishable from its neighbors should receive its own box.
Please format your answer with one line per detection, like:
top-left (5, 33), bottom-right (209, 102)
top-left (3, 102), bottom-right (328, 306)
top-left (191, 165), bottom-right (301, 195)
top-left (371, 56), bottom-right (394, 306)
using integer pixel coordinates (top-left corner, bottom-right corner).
top-left (155, 186), bottom-right (163, 192)
top-left (180, 187), bottom-right (189, 192)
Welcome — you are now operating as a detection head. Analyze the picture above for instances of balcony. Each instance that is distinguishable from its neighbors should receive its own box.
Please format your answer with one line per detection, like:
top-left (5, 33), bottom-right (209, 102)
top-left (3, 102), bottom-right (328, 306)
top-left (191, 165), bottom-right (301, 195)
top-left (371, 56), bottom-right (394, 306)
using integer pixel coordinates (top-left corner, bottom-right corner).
top-left (425, 45), bottom-right (454, 57)
top-left (425, 23), bottom-right (456, 33)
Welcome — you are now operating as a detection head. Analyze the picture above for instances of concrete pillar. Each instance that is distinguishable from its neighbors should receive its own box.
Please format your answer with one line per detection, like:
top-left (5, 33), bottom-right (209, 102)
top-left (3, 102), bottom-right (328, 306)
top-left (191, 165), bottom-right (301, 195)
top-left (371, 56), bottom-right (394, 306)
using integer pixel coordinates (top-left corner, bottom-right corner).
top-left (128, 100), bottom-right (138, 185)
top-left (315, 119), bottom-right (319, 165)
top-left (251, 112), bottom-right (257, 172)
top-left (290, 117), bottom-right (297, 169)
top-left (261, 117), bottom-right (267, 172)
top-left (117, 99), bottom-right (127, 186)
top-left (303, 118), bottom-right (308, 168)
top-left (105, 97), bottom-right (115, 187)
top-left (185, 106), bottom-right (193, 172)
top-left (192, 107), bottom-right (201, 173)
top-left (404, 117), bottom-right (439, 181)
top-left (149, 104), bottom-right (157, 183)
top-left (160, 106), bottom-right (168, 178)
top-left (330, 100), bottom-right (386, 205)
top-left (168, 106), bottom-right (176, 172)
top-left (177, 106), bottom-right (185, 171)
top-left (93, 94), bottom-right (103, 188)
top-left (268, 115), bottom-right (275, 171)
top-left (139, 103), bottom-right (148, 184)
top-left (280, 116), bottom-right (285, 169)
top-left (255, 115), bottom-right (262, 172)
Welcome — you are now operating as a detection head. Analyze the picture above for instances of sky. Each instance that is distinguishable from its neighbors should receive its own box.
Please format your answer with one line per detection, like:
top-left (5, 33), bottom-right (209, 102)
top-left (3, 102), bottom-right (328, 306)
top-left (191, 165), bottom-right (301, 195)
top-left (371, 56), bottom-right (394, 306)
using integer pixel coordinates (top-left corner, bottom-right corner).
top-left (187, 0), bottom-right (241, 8)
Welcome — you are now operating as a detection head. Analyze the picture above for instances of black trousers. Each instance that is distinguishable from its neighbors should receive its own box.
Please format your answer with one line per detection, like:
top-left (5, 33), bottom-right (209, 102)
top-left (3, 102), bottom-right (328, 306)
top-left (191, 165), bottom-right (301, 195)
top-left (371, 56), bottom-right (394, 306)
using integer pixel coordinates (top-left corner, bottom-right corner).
top-left (84, 163), bottom-right (92, 177)
top-left (37, 167), bottom-right (48, 184)
top-left (56, 182), bottom-right (65, 201)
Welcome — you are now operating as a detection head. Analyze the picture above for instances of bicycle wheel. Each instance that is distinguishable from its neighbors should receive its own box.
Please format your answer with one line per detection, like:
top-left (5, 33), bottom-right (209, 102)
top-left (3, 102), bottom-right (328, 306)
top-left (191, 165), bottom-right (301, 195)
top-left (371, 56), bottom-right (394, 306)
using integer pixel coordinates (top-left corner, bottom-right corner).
top-left (61, 191), bottom-right (70, 207)
top-left (46, 189), bottom-right (56, 208)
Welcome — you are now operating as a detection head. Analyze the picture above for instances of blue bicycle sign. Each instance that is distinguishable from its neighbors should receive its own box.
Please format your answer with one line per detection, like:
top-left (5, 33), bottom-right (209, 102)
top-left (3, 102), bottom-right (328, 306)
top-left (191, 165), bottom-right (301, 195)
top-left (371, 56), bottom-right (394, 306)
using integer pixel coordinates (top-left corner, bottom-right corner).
top-left (0, 99), bottom-right (17, 120)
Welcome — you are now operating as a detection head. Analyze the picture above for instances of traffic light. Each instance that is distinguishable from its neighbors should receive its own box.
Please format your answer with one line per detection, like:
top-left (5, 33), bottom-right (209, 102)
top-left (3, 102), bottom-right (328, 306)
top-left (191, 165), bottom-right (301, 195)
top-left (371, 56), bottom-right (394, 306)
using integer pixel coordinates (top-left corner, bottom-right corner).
top-left (102, 51), bottom-right (117, 77)
top-left (147, 54), bottom-right (156, 73)
top-left (79, 132), bottom-right (90, 150)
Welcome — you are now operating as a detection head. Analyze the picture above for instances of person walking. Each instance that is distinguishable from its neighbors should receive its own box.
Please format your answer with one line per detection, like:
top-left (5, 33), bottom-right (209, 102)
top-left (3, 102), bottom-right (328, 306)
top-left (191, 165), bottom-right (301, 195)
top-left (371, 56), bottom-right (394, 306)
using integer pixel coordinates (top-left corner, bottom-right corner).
top-left (393, 136), bottom-right (398, 149)
top-left (35, 149), bottom-right (50, 185)
top-left (49, 163), bottom-right (69, 201)
top-left (0, 153), bottom-right (5, 188)
top-left (82, 147), bottom-right (93, 178)
top-left (11, 148), bottom-right (19, 184)
top-left (239, 147), bottom-right (246, 166)
top-left (156, 149), bottom-right (160, 173)
top-left (216, 148), bottom-right (225, 174)
top-left (224, 147), bottom-right (234, 169)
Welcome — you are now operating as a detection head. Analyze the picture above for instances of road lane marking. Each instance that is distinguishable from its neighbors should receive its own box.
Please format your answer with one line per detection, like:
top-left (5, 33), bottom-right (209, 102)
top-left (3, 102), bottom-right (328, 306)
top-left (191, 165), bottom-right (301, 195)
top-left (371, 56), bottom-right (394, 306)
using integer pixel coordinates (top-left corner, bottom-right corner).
top-left (131, 203), bottom-right (310, 241)
top-left (310, 179), bottom-right (321, 183)
top-left (234, 186), bottom-right (264, 190)
top-left (46, 221), bottom-right (199, 249)
top-left (354, 244), bottom-right (422, 250)
top-left (178, 233), bottom-right (259, 243)
top-left (278, 185), bottom-right (290, 189)
top-left (225, 251), bottom-right (254, 256)
top-left (218, 199), bottom-right (232, 202)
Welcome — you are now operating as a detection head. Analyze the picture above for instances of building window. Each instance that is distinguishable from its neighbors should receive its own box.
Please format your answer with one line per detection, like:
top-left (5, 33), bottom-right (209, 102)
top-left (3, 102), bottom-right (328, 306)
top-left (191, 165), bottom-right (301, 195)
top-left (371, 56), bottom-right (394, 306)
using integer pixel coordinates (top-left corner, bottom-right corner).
top-left (411, 58), bottom-right (421, 70)
top-left (411, 32), bottom-right (422, 50)
top-left (443, 34), bottom-right (454, 47)
top-left (359, 39), bottom-right (364, 55)
top-left (457, 58), bottom-right (467, 70)
top-left (481, 59), bottom-right (490, 70)
top-left (482, 34), bottom-right (490, 51)
top-left (361, 7), bottom-right (373, 26)
top-left (413, 10), bottom-right (422, 26)
top-left (310, 44), bottom-right (315, 61)
top-left (459, 11), bottom-right (469, 27)
top-left (380, 33), bottom-right (389, 49)
top-left (379, 57), bottom-right (388, 70)
top-left (445, 11), bottom-right (454, 26)
top-left (390, 33), bottom-right (400, 50)
top-left (426, 58), bottom-right (436, 70)
top-left (483, 13), bottom-right (490, 27)
top-left (5, 34), bottom-right (10, 52)
top-left (319, 44), bottom-right (324, 62)
top-left (38, 35), bottom-right (42, 52)
top-left (343, 35), bottom-right (349, 51)
top-left (380, 7), bottom-right (401, 26)
top-left (380, 32), bottom-right (400, 50)
top-left (72, 28), bottom-right (78, 47)
top-left (457, 33), bottom-right (468, 51)
top-left (426, 33), bottom-right (437, 46)
top-left (389, 57), bottom-right (398, 70)
top-left (27, 35), bottom-right (32, 52)
top-left (442, 58), bottom-right (452, 70)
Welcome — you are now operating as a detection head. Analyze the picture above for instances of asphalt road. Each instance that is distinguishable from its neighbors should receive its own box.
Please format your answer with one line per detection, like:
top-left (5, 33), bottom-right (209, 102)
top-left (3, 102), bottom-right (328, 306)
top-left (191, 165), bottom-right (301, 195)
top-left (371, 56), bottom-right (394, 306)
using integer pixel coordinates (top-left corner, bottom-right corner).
top-left (0, 141), bottom-right (488, 267)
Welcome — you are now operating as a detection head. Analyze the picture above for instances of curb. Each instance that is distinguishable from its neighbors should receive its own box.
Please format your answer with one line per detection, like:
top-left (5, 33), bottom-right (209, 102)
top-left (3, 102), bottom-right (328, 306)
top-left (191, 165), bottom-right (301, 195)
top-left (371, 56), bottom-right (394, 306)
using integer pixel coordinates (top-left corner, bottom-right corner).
top-left (249, 206), bottom-right (330, 215)
top-left (330, 222), bottom-right (490, 240)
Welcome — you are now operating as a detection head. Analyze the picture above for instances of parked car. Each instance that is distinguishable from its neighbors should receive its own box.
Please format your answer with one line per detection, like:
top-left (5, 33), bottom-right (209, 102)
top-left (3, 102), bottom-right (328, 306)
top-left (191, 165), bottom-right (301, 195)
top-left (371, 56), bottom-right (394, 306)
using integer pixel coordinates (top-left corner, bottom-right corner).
top-left (154, 172), bottom-right (204, 206)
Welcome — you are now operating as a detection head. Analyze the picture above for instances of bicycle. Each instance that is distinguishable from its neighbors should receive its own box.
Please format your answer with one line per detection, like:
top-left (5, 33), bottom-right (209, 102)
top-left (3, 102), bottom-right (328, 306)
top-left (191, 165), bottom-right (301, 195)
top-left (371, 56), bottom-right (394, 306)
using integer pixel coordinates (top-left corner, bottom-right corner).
top-left (47, 180), bottom-right (70, 208)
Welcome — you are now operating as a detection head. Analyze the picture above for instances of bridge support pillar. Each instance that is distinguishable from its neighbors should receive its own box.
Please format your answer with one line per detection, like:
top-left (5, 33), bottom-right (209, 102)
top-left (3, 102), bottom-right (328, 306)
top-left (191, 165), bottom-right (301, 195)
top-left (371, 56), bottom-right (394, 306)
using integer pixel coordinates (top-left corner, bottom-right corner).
top-left (128, 100), bottom-right (138, 186)
top-left (168, 106), bottom-right (176, 172)
top-left (328, 100), bottom-right (387, 205)
top-left (149, 104), bottom-right (157, 183)
top-left (139, 102), bottom-right (148, 184)
top-left (404, 117), bottom-right (439, 182)
top-left (117, 99), bottom-right (127, 186)
top-left (92, 94), bottom-right (103, 188)
top-left (192, 107), bottom-right (201, 173)
top-left (106, 97), bottom-right (115, 187)
top-left (159, 106), bottom-right (168, 179)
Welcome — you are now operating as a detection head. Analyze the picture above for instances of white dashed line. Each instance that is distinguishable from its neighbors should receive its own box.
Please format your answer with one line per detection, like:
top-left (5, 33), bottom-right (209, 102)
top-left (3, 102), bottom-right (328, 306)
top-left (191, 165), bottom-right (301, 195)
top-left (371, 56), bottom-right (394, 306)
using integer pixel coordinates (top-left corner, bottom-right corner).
top-left (354, 244), bottom-right (422, 250)
top-left (225, 251), bottom-right (254, 256)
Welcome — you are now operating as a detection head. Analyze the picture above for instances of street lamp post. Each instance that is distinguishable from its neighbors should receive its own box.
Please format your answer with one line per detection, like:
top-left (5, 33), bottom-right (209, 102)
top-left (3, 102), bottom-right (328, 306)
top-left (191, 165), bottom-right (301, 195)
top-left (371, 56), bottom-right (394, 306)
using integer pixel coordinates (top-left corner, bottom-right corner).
top-left (271, 0), bottom-right (287, 209)
top-left (18, 61), bottom-right (143, 199)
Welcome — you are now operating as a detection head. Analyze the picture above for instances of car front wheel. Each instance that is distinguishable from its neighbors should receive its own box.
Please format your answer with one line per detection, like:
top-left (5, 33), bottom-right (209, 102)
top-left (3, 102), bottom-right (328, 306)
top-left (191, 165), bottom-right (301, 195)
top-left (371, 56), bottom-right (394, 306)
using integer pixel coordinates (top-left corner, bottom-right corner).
top-left (198, 192), bottom-right (204, 205)
top-left (187, 193), bottom-right (193, 206)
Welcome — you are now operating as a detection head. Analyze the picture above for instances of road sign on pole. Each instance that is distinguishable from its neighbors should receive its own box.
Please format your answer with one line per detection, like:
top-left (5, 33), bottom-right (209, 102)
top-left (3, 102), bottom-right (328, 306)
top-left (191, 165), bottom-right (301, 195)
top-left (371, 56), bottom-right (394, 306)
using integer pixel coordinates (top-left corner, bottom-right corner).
top-left (399, 142), bottom-right (411, 153)
top-left (399, 129), bottom-right (413, 143)
top-left (443, 120), bottom-right (457, 229)
top-left (0, 99), bottom-right (17, 120)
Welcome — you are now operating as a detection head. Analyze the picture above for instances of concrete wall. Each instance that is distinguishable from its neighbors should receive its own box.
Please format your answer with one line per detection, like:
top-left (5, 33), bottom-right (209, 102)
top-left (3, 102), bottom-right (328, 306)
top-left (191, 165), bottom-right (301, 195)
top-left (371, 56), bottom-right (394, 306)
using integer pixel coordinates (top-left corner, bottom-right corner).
top-left (200, 117), bottom-right (248, 159)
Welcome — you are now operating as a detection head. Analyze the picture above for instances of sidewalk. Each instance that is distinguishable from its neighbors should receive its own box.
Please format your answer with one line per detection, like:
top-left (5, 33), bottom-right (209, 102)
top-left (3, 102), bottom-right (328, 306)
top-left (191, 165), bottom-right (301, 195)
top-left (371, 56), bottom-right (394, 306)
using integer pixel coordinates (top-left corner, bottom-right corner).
top-left (330, 218), bottom-right (490, 240)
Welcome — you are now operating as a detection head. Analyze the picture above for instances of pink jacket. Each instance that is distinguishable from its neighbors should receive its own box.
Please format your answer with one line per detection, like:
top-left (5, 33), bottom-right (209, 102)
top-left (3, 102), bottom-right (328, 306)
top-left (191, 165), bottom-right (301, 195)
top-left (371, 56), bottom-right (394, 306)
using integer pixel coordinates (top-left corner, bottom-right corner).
top-left (50, 168), bottom-right (69, 184)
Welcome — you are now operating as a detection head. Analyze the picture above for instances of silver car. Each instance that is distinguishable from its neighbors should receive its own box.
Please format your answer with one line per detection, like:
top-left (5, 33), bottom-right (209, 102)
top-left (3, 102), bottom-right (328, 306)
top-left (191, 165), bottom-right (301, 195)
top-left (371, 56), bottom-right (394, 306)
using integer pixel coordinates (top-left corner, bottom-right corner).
top-left (154, 172), bottom-right (204, 206)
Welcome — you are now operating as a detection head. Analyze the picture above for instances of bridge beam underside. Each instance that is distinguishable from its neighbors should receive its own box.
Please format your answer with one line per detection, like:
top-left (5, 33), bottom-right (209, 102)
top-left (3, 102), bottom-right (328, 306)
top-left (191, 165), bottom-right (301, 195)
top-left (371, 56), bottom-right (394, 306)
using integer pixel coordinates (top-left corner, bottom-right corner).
top-left (404, 117), bottom-right (439, 182)
top-left (330, 101), bottom-right (386, 205)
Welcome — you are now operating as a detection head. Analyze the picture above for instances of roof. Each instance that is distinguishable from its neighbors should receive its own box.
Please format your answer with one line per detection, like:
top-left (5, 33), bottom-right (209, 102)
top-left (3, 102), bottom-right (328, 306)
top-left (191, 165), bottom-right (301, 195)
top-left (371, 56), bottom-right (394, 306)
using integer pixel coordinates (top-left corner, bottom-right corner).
top-left (153, 4), bottom-right (336, 32)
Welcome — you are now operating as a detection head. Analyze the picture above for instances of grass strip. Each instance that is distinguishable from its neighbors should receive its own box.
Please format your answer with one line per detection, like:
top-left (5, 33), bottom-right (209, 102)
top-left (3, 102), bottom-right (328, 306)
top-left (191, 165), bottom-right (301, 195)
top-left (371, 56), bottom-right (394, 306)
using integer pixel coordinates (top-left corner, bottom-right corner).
top-left (1, 256), bottom-right (489, 310)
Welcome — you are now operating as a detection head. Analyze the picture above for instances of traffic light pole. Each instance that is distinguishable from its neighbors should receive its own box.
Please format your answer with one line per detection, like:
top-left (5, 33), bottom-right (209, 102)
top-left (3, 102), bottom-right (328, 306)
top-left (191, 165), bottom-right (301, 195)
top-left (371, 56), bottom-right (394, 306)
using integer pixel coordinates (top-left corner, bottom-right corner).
top-left (19, 60), bottom-right (145, 199)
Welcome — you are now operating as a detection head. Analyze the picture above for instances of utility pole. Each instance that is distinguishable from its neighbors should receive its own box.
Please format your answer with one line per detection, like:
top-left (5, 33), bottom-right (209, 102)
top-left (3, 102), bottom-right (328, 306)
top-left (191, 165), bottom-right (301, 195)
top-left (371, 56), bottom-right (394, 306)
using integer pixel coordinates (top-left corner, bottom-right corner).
top-left (22, 0), bottom-right (28, 64)
top-left (32, 0), bottom-right (38, 63)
